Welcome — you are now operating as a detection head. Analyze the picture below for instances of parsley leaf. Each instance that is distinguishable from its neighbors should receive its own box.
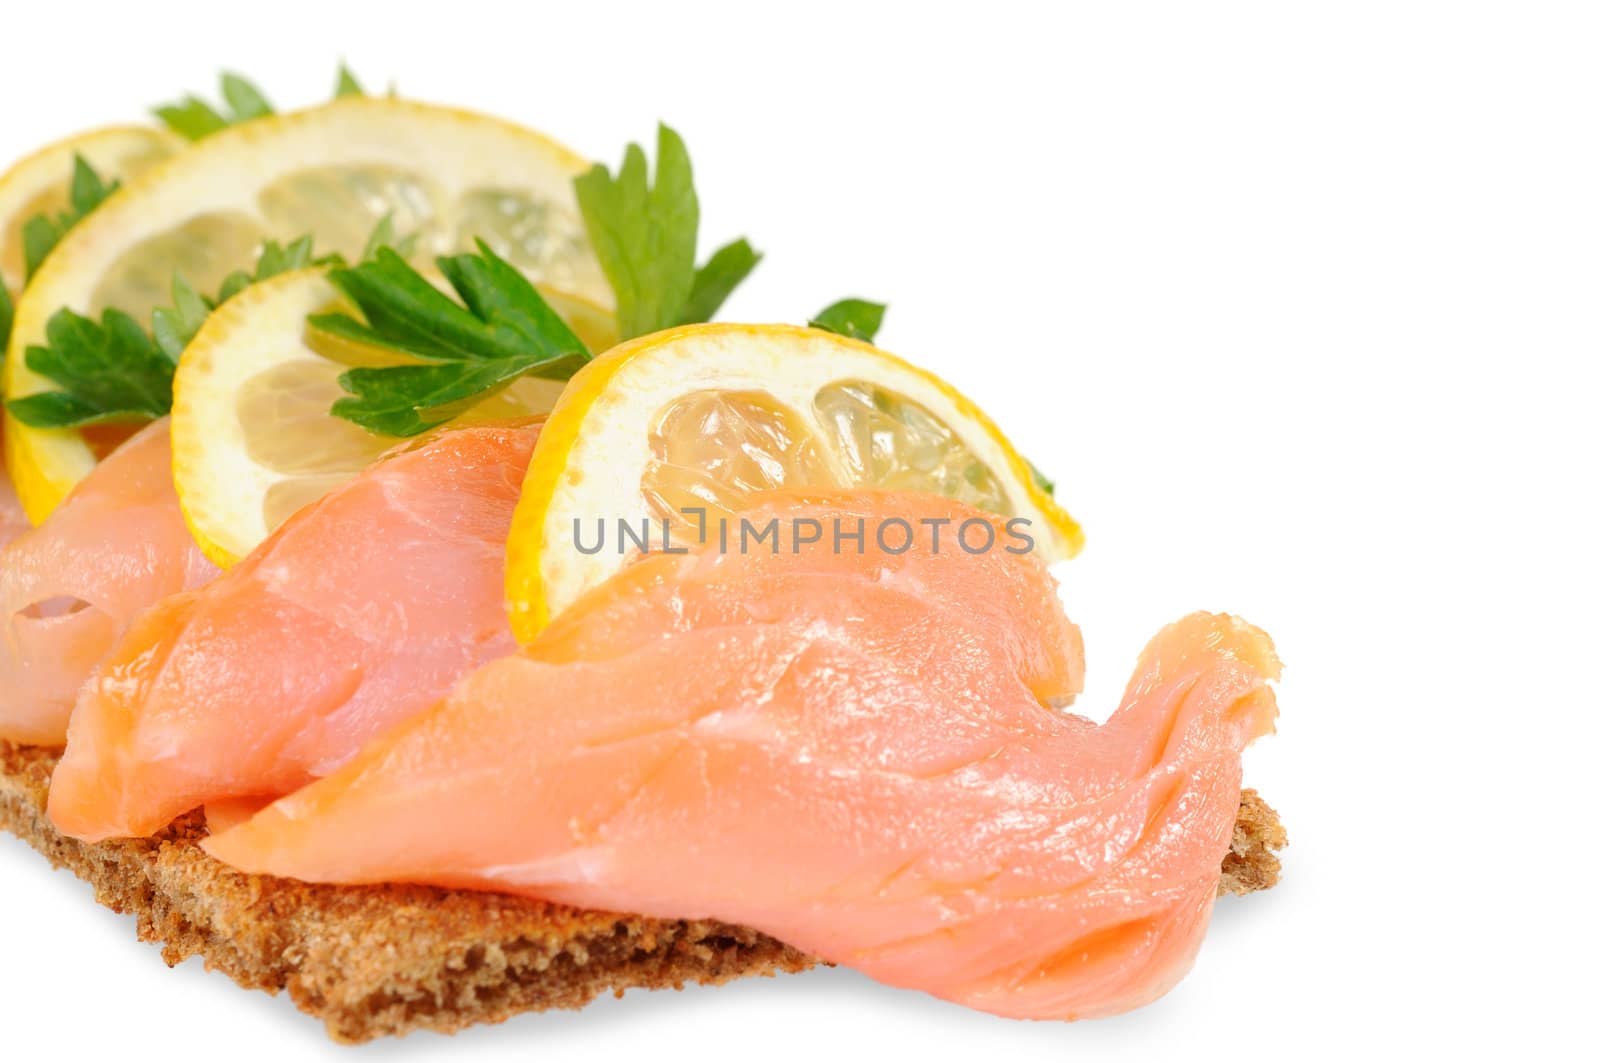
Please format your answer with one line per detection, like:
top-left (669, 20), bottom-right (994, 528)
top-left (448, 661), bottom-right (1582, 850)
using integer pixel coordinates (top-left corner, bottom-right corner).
top-left (330, 359), bottom-right (553, 438)
top-left (149, 276), bottom-right (214, 362)
top-left (221, 73), bottom-right (273, 122)
top-left (157, 66), bottom-right (378, 140)
top-left (809, 298), bottom-right (886, 343)
top-left (1028, 461), bottom-right (1057, 497)
top-left (575, 126), bottom-right (695, 339)
top-left (1, 283), bottom-right (13, 356)
top-left (152, 97), bottom-right (231, 141)
top-left (155, 72), bottom-right (275, 140)
top-left (335, 63), bottom-right (366, 98)
top-left (311, 241), bottom-right (590, 437)
top-left (7, 235), bottom-right (335, 428)
top-left (575, 123), bottom-right (758, 339)
top-left (7, 309), bottom-right (174, 427)
top-left (21, 156), bottom-right (120, 281)
top-left (358, 212), bottom-right (419, 263)
top-left (149, 237), bottom-right (335, 362)
top-left (680, 238), bottom-right (763, 325)
top-left (214, 234), bottom-right (332, 304)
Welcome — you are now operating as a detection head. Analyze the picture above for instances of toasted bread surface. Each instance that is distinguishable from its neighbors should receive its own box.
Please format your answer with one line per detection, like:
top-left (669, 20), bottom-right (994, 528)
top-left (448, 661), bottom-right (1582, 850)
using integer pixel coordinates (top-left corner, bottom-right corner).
top-left (0, 741), bottom-right (1283, 1041)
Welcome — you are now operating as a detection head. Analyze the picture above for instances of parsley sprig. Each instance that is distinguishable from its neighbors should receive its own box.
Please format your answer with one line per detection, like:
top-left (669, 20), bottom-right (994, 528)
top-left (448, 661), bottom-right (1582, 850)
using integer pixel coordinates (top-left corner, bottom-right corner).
top-left (307, 124), bottom-right (761, 439)
top-left (1, 283), bottom-right (13, 355)
top-left (809, 298), bottom-right (886, 343)
top-left (575, 124), bottom-right (760, 340)
top-left (311, 242), bottom-right (590, 437)
top-left (6, 310), bottom-right (175, 427)
top-left (21, 156), bottom-right (120, 282)
top-left (9, 82), bottom-right (348, 296)
top-left (150, 236), bottom-right (337, 361)
top-left (1029, 462), bottom-right (1058, 497)
top-left (6, 237), bottom-right (332, 429)
top-left (155, 65), bottom-right (369, 141)
top-left (2, 156), bottom-right (117, 362)
top-left (155, 72), bottom-right (276, 141)
top-left (6, 67), bottom-right (377, 420)
top-left (334, 64), bottom-right (367, 99)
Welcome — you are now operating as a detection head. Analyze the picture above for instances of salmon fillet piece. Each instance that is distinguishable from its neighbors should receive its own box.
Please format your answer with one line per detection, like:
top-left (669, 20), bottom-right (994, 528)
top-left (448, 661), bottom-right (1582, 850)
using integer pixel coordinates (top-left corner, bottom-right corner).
top-left (48, 422), bottom-right (542, 842)
top-left (207, 491), bottom-right (1279, 1022)
top-left (0, 421), bottom-right (217, 745)
top-left (0, 439), bottom-right (27, 551)
top-left (0, 740), bottom-right (1283, 1041)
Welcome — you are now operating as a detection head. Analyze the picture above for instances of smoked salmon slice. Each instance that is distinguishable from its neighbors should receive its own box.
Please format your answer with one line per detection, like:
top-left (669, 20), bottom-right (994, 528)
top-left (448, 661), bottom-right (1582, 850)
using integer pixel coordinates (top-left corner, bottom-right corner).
top-left (48, 422), bottom-right (541, 842)
top-left (0, 420), bottom-right (217, 746)
top-left (0, 441), bottom-right (27, 551)
top-left (531, 491), bottom-right (1086, 707)
top-left (205, 491), bottom-right (1278, 1021)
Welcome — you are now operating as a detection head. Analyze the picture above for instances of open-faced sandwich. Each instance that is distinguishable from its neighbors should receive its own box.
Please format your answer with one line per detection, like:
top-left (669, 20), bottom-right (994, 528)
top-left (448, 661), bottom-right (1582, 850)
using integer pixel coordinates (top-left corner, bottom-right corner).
top-left (0, 70), bottom-right (1285, 1042)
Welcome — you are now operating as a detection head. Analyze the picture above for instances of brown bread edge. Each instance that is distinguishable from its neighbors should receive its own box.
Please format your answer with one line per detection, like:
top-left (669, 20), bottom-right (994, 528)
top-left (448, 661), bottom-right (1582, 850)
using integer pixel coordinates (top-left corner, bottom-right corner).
top-left (0, 741), bottom-right (1284, 1042)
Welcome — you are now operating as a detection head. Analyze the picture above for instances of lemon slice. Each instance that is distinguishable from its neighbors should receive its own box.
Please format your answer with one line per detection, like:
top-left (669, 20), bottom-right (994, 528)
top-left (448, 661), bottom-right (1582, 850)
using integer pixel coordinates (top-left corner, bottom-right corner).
top-left (172, 267), bottom-right (618, 567)
top-left (5, 96), bottom-right (608, 525)
top-left (0, 125), bottom-right (181, 293)
top-left (505, 323), bottom-right (1084, 640)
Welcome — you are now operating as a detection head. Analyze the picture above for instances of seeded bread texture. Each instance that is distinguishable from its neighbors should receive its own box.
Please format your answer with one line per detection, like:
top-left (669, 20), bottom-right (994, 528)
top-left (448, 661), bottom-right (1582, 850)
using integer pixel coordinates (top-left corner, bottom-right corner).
top-left (0, 741), bottom-right (1284, 1042)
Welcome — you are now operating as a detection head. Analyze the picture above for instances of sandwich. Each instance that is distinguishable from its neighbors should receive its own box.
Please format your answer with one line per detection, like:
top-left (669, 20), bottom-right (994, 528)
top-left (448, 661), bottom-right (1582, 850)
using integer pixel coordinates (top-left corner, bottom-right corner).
top-left (0, 71), bottom-right (1287, 1040)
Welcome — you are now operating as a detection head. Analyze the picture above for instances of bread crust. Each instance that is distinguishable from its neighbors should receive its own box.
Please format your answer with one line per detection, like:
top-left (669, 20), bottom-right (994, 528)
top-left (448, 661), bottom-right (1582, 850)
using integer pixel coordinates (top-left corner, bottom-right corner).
top-left (0, 741), bottom-right (1283, 1041)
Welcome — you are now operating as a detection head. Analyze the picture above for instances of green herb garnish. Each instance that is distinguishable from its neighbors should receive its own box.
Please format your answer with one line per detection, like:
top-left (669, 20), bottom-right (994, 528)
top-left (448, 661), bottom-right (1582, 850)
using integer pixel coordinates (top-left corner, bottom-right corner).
top-left (574, 123), bottom-right (759, 340)
top-left (7, 236), bottom-right (332, 429)
top-left (148, 235), bottom-right (334, 363)
top-left (216, 234), bottom-right (333, 305)
top-left (334, 63), bottom-right (366, 98)
top-left (679, 237), bottom-right (762, 326)
top-left (156, 66), bottom-right (376, 140)
top-left (155, 72), bottom-right (275, 140)
top-left (5, 309), bottom-right (174, 427)
top-left (20, 156), bottom-right (120, 282)
top-left (1028, 460), bottom-right (1057, 497)
top-left (311, 241), bottom-right (590, 437)
top-left (148, 275), bottom-right (214, 365)
top-left (357, 212), bottom-right (419, 263)
top-left (809, 298), bottom-right (886, 343)
top-left (0, 283), bottom-right (13, 356)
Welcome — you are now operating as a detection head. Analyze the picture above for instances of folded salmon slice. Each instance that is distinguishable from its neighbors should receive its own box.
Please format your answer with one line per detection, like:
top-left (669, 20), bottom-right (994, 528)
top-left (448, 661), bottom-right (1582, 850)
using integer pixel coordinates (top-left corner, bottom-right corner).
top-left (532, 491), bottom-right (1087, 707)
top-left (0, 421), bottom-right (217, 746)
top-left (206, 491), bottom-right (1278, 1021)
top-left (48, 421), bottom-right (541, 842)
top-left (0, 440), bottom-right (28, 551)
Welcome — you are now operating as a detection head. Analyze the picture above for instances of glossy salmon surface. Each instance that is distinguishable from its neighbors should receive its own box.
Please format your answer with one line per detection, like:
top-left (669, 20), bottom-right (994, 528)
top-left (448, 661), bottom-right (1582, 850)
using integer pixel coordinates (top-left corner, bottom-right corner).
top-left (206, 491), bottom-right (1278, 1020)
top-left (0, 421), bottom-right (216, 745)
top-left (48, 422), bottom-right (541, 841)
top-left (0, 440), bottom-right (27, 551)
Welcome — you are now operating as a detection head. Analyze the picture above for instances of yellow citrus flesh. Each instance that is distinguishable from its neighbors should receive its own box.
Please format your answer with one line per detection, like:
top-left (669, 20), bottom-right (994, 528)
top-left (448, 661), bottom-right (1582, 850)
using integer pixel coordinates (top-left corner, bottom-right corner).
top-left (172, 268), bottom-right (618, 567)
top-left (5, 97), bottom-right (609, 524)
top-left (505, 323), bottom-right (1084, 641)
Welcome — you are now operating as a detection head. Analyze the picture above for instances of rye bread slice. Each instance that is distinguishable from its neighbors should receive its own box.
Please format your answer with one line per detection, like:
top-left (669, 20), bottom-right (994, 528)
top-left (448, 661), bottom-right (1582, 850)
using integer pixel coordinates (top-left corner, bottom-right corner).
top-left (0, 740), bottom-right (1284, 1042)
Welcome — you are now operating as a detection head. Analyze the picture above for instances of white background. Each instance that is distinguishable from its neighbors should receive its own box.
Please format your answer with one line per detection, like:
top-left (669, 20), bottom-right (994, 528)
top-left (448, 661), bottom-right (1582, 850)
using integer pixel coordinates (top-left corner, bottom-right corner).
top-left (1, 2), bottom-right (1594, 1058)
